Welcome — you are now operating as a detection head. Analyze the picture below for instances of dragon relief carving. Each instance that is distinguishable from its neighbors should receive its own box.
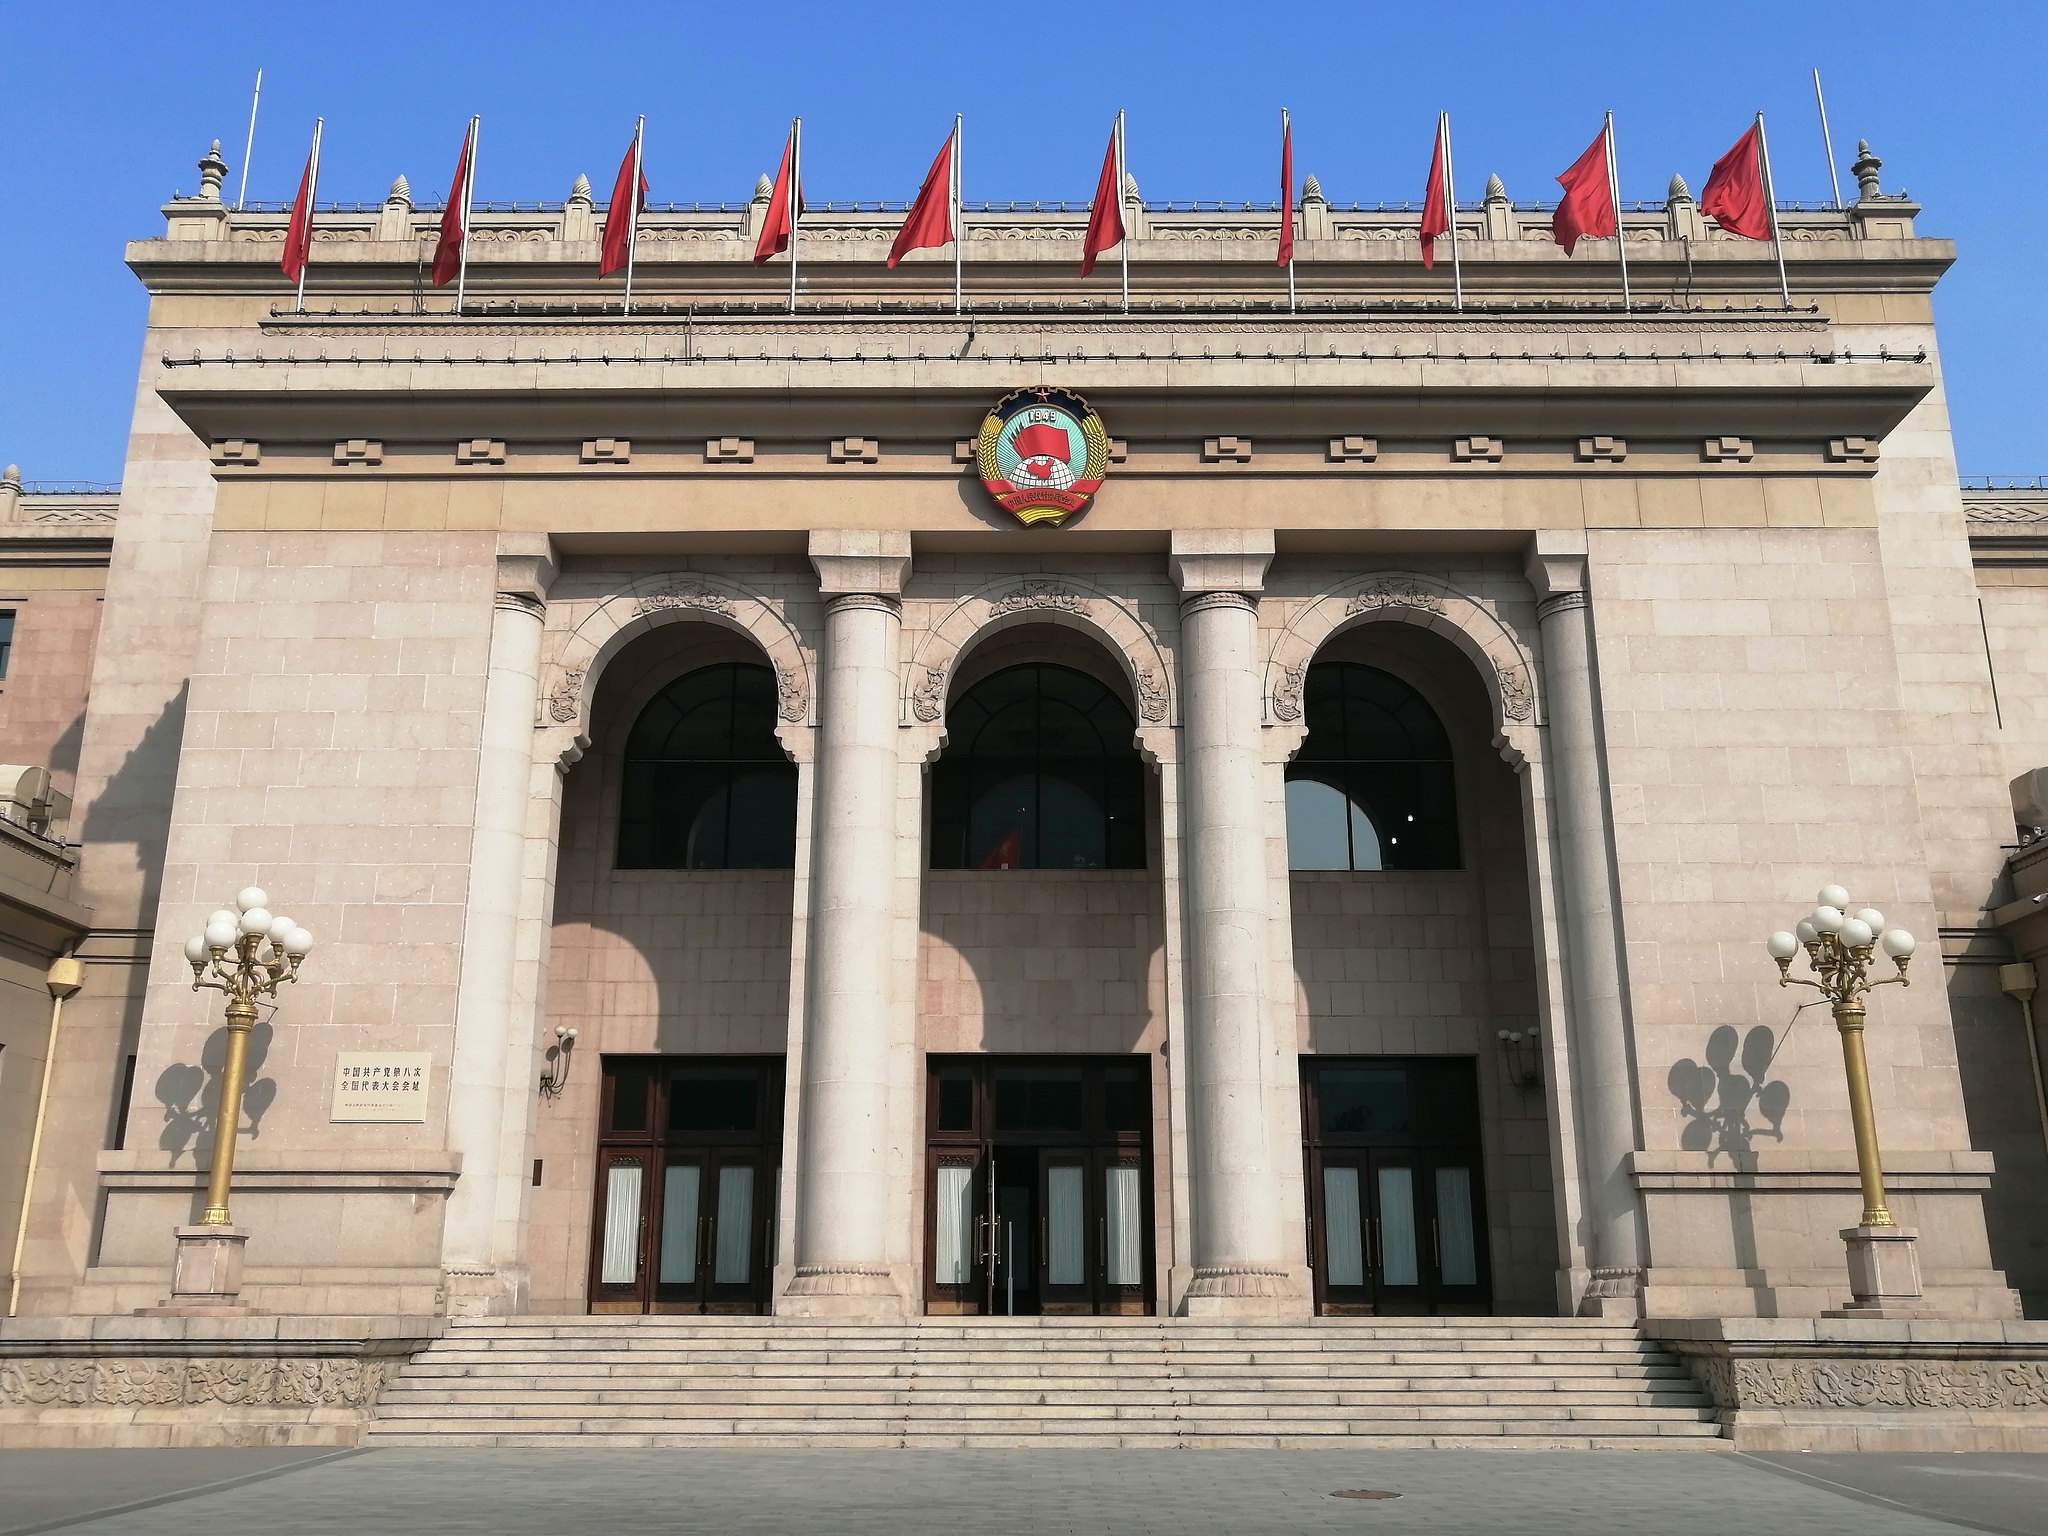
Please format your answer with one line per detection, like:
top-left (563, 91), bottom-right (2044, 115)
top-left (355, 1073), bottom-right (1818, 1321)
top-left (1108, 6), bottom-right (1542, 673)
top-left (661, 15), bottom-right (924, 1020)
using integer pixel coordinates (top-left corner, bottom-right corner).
top-left (911, 667), bottom-right (948, 723)
top-left (1346, 578), bottom-right (1444, 617)
top-left (988, 581), bottom-right (1086, 617)
top-left (547, 668), bottom-right (585, 725)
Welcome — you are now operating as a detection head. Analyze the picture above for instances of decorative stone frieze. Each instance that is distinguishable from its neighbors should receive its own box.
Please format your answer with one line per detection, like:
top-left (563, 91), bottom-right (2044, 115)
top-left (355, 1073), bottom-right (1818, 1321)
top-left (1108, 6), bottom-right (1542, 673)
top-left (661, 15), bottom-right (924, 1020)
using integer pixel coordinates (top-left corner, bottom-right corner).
top-left (332, 439), bottom-right (382, 467)
top-left (829, 437), bottom-right (880, 464)
top-left (1202, 436), bottom-right (1253, 463)
top-left (1347, 577), bottom-right (1444, 616)
top-left (1327, 436), bottom-right (1378, 463)
top-left (581, 438), bottom-right (630, 464)
top-left (0, 1356), bottom-right (387, 1410)
top-left (209, 439), bottom-right (260, 467)
top-left (1577, 436), bottom-right (1627, 463)
top-left (988, 581), bottom-right (1085, 616)
top-left (1702, 435), bottom-right (1755, 463)
top-left (455, 439), bottom-right (507, 466)
top-left (1453, 436), bottom-right (1504, 463)
top-left (546, 669), bottom-right (585, 724)
top-left (634, 580), bottom-right (732, 617)
top-left (706, 437), bottom-right (754, 463)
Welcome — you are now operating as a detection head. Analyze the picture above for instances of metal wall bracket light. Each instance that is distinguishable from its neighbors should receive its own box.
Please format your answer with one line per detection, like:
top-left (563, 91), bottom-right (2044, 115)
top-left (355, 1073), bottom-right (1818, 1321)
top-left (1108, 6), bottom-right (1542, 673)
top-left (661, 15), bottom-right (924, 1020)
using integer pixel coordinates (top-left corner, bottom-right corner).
top-left (1496, 1027), bottom-right (1542, 1090)
top-left (539, 1024), bottom-right (578, 1099)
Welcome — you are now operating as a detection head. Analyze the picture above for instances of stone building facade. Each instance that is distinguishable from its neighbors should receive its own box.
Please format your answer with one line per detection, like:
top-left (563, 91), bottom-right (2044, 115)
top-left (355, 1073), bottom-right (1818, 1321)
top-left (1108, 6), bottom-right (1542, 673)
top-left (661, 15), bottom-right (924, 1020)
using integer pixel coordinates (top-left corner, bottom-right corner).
top-left (9, 138), bottom-right (2046, 1330)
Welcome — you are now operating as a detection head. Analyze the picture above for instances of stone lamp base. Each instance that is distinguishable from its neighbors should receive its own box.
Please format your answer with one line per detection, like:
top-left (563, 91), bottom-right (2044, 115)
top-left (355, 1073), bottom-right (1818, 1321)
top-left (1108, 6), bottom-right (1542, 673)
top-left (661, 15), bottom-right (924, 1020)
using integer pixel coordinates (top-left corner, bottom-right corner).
top-left (136, 1225), bottom-right (257, 1317)
top-left (1823, 1224), bottom-right (1934, 1320)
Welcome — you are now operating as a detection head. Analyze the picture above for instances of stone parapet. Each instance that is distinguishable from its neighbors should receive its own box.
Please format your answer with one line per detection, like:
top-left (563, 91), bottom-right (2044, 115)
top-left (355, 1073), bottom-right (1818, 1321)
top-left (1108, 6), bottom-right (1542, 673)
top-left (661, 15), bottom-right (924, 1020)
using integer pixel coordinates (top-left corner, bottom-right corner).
top-left (0, 1314), bottom-right (441, 1447)
top-left (1645, 1316), bottom-right (2048, 1451)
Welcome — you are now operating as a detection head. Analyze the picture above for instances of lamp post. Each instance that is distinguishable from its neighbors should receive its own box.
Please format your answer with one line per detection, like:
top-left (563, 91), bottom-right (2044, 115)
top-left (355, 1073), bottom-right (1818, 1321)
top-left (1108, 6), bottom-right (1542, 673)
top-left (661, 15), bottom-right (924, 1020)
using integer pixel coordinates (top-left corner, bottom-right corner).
top-left (148, 887), bottom-right (313, 1314)
top-left (1765, 883), bottom-right (1926, 1317)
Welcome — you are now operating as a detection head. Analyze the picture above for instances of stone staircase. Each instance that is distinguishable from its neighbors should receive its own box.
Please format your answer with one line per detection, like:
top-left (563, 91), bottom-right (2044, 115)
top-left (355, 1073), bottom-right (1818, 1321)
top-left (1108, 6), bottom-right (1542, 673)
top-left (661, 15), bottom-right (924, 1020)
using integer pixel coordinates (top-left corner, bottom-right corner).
top-left (364, 1317), bottom-right (1726, 1448)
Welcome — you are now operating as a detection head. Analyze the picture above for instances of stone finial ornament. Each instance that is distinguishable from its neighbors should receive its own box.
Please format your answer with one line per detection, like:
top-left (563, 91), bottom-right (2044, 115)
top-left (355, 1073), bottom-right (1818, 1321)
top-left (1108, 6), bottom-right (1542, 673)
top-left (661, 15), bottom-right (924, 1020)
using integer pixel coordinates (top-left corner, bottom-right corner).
top-left (1122, 172), bottom-right (1141, 201)
top-left (568, 174), bottom-right (593, 205)
top-left (0, 466), bottom-right (18, 524)
top-left (1484, 173), bottom-right (1507, 203)
top-left (1301, 173), bottom-right (1324, 203)
top-left (1665, 171), bottom-right (1705, 241)
top-left (753, 174), bottom-right (773, 202)
top-left (1481, 174), bottom-right (1518, 241)
top-left (385, 175), bottom-right (412, 208)
top-left (1852, 140), bottom-right (1884, 201)
top-left (197, 140), bottom-right (228, 202)
top-left (1667, 173), bottom-right (1692, 204)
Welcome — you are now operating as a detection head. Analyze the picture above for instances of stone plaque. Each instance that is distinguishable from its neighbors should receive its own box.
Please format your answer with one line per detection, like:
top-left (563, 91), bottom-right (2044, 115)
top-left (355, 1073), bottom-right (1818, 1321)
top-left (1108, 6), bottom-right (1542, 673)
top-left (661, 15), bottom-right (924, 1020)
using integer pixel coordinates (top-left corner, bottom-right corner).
top-left (330, 1052), bottom-right (432, 1124)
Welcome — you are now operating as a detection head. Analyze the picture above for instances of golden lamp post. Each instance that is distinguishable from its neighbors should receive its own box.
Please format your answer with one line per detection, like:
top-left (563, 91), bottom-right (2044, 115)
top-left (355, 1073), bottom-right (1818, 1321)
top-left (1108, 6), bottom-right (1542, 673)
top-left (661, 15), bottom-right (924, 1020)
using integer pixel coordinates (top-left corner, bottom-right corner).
top-left (1765, 883), bottom-right (1928, 1317)
top-left (147, 887), bottom-right (313, 1314)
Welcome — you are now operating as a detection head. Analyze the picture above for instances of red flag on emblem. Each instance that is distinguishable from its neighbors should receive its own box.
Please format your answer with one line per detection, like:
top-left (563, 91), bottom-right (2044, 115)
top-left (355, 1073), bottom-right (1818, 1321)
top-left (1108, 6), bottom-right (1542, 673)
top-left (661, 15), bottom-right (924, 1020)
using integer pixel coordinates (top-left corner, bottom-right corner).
top-left (431, 121), bottom-right (477, 288)
top-left (1081, 119), bottom-right (1126, 277)
top-left (1277, 113), bottom-right (1294, 268)
top-left (1552, 125), bottom-right (1617, 254)
top-left (599, 123), bottom-right (648, 277)
top-left (1701, 122), bottom-right (1771, 240)
top-left (888, 128), bottom-right (956, 268)
top-left (755, 121), bottom-right (804, 265)
top-left (280, 124), bottom-right (322, 284)
top-left (1419, 120), bottom-right (1451, 270)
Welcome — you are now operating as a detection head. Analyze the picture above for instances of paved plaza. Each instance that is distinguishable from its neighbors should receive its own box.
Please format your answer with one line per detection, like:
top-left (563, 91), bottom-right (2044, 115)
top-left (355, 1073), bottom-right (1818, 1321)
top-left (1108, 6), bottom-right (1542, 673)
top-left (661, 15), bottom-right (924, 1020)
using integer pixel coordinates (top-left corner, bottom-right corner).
top-left (5, 1449), bottom-right (2048, 1536)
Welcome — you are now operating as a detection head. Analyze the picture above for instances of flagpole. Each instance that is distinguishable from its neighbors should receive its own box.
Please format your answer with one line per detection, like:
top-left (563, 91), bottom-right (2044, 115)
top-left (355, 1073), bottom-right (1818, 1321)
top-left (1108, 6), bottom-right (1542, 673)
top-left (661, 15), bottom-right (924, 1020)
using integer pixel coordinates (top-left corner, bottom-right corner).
top-left (1443, 112), bottom-right (1463, 313)
top-left (1812, 68), bottom-right (1845, 209)
top-left (455, 116), bottom-right (478, 317)
top-left (1116, 110), bottom-right (1129, 315)
top-left (295, 118), bottom-right (322, 313)
top-left (1756, 112), bottom-right (1792, 309)
top-left (1604, 110), bottom-right (1630, 312)
top-left (952, 114), bottom-right (963, 316)
top-left (236, 69), bottom-right (262, 211)
top-left (622, 115), bottom-right (645, 317)
top-left (788, 117), bottom-right (802, 316)
top-left (1283, 109), bottom-right (1296, 313)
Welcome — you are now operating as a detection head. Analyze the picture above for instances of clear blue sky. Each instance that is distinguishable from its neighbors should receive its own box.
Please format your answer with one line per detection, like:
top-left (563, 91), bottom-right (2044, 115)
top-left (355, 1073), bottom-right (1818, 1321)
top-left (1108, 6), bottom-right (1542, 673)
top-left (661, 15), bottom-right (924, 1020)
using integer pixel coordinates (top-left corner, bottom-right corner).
top-left (2, 0), bottom-right (2041, 483)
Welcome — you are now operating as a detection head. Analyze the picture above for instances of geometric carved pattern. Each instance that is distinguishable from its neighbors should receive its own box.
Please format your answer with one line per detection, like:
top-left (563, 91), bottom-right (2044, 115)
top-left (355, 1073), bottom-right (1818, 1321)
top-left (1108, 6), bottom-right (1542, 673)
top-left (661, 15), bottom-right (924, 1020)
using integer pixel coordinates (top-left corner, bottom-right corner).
top-left (1702, 436), bottom-right (1755, 463)
top-left (0, 1357), bottom-right (388, 1408)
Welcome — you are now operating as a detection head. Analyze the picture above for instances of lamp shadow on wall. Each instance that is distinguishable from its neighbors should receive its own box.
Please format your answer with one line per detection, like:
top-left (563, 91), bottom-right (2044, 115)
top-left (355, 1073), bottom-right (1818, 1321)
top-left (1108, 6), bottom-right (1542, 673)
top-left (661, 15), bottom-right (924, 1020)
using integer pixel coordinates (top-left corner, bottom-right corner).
top-left (1667, 1024), bottom-right (1790, 1295)
top-left (154, 1019), bottom-right (278, 1168)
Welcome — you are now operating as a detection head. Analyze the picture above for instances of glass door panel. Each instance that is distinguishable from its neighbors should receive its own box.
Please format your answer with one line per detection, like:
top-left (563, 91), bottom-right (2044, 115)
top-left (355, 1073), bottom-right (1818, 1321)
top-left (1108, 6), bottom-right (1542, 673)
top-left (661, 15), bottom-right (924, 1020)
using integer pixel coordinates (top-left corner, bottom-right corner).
top-left (1103, 1162), bottom-right (1144, 1286)
top-left (1435, 1165), bottom-right (1479, 1288)
top-left (1375, 1163), bottom-right (1420, 1289)
top-left (1040, 1152), bottom-right (1091, 1312)
top-left (712, 1160), bottom-right (756, 1288)
top-left (590, 1149), bottom-right (653, 1313)
top-left (1321, 1164), bottom-right (1367, 1288)
top-left (657, 1159), bottom-right (702, 1287)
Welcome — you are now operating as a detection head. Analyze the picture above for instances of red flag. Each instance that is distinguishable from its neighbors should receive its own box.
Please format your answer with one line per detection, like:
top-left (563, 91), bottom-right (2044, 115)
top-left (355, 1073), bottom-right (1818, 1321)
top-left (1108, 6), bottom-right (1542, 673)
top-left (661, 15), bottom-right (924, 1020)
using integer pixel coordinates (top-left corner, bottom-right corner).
top-left (280, 132), bottom-right (318, 283)
top-left (599, 129), bottom-right (648, 277)
top-left (1419, 121), bottom-right (1450, 270)
top-left (888, 131), bottom-right (955, 268)
top-left (1081, 123), bottom-right (1125, 276)
top-left (755, 125), bottom-right (803, 265)
top-left (1277, 115), bottom-right (1294, 268)
top-left (431, 124), bottom-right (474, 288)
top-left (1701, 122), bottom-right (1770, 241)
top-left (1552, 126), bottom-right (1616, 254)
top-left (978, 827), bottom-right (1022, 870)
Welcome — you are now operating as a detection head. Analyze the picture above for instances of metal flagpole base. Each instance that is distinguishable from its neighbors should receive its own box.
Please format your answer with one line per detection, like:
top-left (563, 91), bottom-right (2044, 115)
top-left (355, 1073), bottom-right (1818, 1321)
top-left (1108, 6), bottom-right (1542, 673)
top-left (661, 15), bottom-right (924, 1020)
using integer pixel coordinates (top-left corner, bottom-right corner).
top-left (136, 1225), bottom-right (258, 1316)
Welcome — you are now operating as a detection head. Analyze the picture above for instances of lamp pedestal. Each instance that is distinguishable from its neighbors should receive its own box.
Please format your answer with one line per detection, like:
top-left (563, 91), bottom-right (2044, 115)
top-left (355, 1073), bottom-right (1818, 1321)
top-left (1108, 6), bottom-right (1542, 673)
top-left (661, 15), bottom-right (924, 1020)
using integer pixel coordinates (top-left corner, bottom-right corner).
top-left (137, 1225), bottom-right (255, 1317)
top-left (1825, 1224), bottom-right (1931, 1320)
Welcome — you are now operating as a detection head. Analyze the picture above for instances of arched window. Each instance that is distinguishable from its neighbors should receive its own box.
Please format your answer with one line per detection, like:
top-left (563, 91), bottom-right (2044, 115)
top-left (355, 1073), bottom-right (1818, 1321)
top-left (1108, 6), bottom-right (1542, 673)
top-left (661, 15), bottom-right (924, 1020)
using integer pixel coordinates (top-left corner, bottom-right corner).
top-left (617, 663), bottom-right (797, 869)
top-left (930, 663), bottom-right (1146, 870)
top-left (1285, 663), bottom-right (1459, 871)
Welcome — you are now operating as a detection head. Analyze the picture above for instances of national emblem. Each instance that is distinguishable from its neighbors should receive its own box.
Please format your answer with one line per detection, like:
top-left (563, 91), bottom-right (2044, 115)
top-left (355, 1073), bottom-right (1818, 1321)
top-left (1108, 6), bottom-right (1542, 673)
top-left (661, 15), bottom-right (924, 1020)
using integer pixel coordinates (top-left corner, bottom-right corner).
top-left (975, 387), bottom-right (1110, 527)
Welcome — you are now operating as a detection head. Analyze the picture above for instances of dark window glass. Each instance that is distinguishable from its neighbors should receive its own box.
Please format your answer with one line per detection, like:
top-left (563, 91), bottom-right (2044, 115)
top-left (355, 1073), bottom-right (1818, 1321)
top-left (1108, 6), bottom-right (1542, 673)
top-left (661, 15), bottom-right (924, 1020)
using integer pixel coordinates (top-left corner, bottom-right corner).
top-left (1285, 663), bottom-right (1460, 871)
top-left (609, 1062), bottom-right (653, 1133)
top-left (618, 663), bottom-right (797, 870)
top-left (937, 1068), bottom-right (975, 1132)
top-left (0, 611), bottom-right (15, 680)
top-left (930, 663), bottom-right (1146, 869)
top-left (1102, 1068), bottom-right (1145, 1133)
top-left (665, 1068), bottom-right (759, 1134)
top-left (993, 1067), bottom-right (1086, 1133)
top-left (1318, 1068), bottom-right (1410, 1134)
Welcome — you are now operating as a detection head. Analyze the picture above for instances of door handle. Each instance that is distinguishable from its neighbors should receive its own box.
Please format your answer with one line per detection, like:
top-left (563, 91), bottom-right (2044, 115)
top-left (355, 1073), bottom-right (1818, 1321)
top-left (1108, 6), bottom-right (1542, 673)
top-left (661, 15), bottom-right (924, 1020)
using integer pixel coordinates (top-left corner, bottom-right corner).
top-left (1431, 1218), bottom-right (1441, 1272)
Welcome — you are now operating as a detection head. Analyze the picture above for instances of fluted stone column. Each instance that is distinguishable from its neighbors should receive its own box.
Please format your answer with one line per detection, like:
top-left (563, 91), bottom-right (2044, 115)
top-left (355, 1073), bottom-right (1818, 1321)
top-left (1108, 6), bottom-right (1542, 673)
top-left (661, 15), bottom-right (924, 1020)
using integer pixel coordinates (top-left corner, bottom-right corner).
top-left (1526, 532), bottom-right (1645, 1316)
top-left (786, 531), bottom-right (912, 1316)
top-left (443, 537), bottom-right (556, 1315)
top-left (1171, 530), bottom-right (1303, 1314)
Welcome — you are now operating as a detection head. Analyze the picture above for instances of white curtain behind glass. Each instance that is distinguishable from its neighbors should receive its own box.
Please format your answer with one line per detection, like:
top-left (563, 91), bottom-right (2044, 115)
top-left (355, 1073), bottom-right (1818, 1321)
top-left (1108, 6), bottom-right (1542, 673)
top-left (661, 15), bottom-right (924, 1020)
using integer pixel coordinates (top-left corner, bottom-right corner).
top-left (1321, 1165), bottom-right (1366, 1287)
top-left (935, 1163), bottom-right (974, 1285)
top-left (599, 1163), bottom-right (643, 1286)
top-left (658, 1164), bottom-right (700, 1284)
top-left (1377, 1166), bottom-right (1419, 1287)
top-left (1104, 1165), bottom-right (1143, 1286)
top-left (714, 1165), bottom-right (754, 1284)
top-left (1435, 1166), bottom-right (1478, 1287)
top-left (1047, 1166), bottom-right (1085, 1286)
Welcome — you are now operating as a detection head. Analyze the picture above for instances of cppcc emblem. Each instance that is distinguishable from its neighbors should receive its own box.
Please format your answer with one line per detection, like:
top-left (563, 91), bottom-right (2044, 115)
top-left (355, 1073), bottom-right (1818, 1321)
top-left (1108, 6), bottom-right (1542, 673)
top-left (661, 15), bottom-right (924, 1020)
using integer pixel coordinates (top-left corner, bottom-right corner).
top-left (975, 387), bottom-right (1110, 527)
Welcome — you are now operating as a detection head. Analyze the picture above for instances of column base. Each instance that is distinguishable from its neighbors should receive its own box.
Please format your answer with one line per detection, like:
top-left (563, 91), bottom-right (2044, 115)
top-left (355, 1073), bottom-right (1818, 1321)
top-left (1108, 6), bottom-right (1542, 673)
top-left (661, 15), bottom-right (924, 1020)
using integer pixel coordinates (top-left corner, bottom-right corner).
top-left (442, 1264), bottom-right (521, 1318)
top-left (1577, 1265), bottom-right (1645, 1320)
top-left (1823, 1224), bottom-right (1938, 1319)
top-left (136, 1225), bottom-right (256, 1317)
top-left (1178, 1265), bottom-right (1311, 1318)
top-left (779, 1263), bottom-right (908, 1319)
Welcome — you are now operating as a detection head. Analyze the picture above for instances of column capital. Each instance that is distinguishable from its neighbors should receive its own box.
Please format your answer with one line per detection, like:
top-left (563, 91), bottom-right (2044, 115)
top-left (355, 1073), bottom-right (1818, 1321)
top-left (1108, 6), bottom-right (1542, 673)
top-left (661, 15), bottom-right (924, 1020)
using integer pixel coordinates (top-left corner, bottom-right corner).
top-left (809, 530), bottom-right (911, 597)
top-left (1524, 529), bottom-right (1588, 603)
top-left (1170, 529), bottom-right (1274, 597)
top-left (495, 533), bottom-right (558, 605)
top-left (1180, 590), bottom-right (1258, 620)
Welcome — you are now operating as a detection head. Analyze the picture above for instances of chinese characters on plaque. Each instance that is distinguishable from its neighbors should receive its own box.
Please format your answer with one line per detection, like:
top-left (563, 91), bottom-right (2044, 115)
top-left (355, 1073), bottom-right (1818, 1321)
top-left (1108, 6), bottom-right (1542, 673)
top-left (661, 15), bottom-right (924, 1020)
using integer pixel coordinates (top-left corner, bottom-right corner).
top-left (330, 1051), bottom-right (432, 1123)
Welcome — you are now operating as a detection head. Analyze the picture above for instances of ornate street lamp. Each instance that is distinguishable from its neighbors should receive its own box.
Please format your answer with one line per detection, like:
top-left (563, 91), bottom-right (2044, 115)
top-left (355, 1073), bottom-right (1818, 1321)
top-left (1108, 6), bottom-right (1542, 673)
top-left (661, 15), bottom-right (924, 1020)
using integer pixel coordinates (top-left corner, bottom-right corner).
top-left (150, 887), bottom-right (313, 1313)
top-left (1765, 883), bottom-right (1927, 1316)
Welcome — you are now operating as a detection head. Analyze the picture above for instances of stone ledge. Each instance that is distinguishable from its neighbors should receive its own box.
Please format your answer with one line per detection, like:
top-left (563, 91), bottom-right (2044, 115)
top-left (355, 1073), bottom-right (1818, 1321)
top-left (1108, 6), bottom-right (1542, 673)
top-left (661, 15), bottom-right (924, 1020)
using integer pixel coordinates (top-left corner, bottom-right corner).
top-left (0, 1315), bottom-right (442, 1448)
top-left (1643, 1316), bottom-right (2048, 1450)
top-left (1629, 1149), bottom-right (1994, 1191)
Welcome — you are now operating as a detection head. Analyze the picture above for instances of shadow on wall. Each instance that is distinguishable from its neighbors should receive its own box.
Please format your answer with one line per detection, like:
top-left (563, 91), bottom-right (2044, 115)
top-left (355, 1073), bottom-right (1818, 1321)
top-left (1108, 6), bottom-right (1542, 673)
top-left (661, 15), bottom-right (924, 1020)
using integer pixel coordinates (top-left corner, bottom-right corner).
top-left (1668, 1024), bottom-right (1791, 1163)
top-left (79, 680), bottom-right (188, 915)
top-left (155, 1020), bottom-right (278, 1166)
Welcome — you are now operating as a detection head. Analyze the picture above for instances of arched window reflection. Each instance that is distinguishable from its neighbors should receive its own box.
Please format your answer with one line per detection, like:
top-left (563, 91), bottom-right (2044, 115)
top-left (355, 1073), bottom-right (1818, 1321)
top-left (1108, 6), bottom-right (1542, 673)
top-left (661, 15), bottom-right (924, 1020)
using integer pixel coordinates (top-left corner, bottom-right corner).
top-left (617, 663), bottom-right (797, 869)
top-left (1285, 663), bottom-right (1459, 871)
top-left (930, 663), bottom-right (1146, 869)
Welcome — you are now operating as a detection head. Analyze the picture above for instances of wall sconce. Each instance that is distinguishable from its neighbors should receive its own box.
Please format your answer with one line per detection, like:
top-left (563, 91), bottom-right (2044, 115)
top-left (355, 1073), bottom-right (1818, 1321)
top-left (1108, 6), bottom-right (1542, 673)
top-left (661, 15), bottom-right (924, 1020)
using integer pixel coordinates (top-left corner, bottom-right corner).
top-left (1497, 1027), bottom-right (1542, 1090)
top-left (539, 1025), bottom-right (578, 1099)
